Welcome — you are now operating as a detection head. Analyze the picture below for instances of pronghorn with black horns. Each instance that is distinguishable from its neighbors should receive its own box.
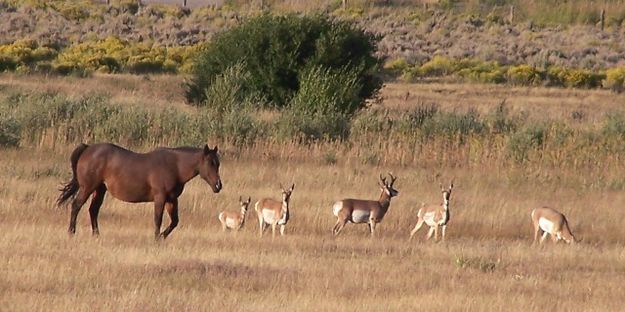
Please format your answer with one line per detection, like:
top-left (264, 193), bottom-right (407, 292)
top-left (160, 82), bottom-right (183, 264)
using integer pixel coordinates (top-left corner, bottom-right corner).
top-left (410, 180), bottom-right (454, 241)
top-left (255, 184), bottom-right (295, 237)
top-left (218, 196), bottom-right (251, 232)
top-left (332, 173), bottom-right (399, 237)
top-left (531, 207), bottom-right (577, 245)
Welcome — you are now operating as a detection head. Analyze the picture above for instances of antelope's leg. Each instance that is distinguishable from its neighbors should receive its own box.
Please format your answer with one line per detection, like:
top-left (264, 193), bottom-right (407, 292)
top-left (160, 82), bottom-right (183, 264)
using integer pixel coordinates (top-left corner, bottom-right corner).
top-left (410, 218), bottom-right (424, 239)
top-left (426, 227), bottom-right (435, 240)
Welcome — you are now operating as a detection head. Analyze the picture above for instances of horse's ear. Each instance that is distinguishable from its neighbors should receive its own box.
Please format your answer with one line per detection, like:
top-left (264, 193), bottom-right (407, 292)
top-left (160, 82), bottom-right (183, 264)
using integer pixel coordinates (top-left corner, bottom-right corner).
top-left (213, 145), bottom-right (218, 152)
top-left (203, 144), bottom-right (210, 155)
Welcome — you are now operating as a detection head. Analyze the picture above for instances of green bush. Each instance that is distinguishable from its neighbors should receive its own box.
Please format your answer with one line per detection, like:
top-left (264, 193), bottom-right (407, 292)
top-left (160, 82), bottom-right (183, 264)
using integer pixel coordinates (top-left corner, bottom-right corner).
top-left (456, 60), bottom-right (506, 84)
top-left (383, 58), bottom-right (410, 76)
top-left (276, 109), bottom-right (350, 141)
top-left (563, 68), bottom-right (604, 88)
top-left (0, 55), bottom-right (17, 72)
top-left (273, 65), bottom-right (365, 140)
top-left (186, 13), bottom-right (382, 111)
top-left (602, 113), bottom-right (625, 139)
top-left (0, 40), bottom-right (57, 69)
top-left (545, 66), bottom-right (568, 86)
top-left (200, 62), bottom-right (260, 113)
top-left (486, 101), bottom-right (518, 134)
top-left (419, 56), bottom-right (456, 77)
top-left (52, 37), bottom-right (198, 75)
top-left (350, 109), bottom-right (390, 138)
top-left (507, 65), bottom-right (543, 85)
top-left (420, 110), bottom-right (485, 142)
top-left (507, 124), bottom-right (546, 163)
top-left (603, 68), bottom-right (625, 92)
top-left (0, 114), bottom-right (21, 147)
top-left (290, 65), bottom-right (361, 116)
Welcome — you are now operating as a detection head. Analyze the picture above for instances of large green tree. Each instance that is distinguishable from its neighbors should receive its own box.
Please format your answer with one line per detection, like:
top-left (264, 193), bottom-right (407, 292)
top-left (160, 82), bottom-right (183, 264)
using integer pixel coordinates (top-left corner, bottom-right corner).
top-left (186, 13), bottom-right (382, 115)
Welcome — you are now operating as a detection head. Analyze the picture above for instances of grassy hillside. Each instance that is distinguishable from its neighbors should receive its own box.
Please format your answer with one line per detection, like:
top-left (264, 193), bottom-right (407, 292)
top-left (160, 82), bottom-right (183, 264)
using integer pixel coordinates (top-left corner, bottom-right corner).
top-left (1, 0), bottom-right (625, 76)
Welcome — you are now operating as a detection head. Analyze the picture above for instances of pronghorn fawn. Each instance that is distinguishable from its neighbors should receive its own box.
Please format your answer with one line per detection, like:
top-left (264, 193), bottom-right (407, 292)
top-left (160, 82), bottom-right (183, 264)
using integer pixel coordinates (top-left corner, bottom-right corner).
top-left (332, 173), bottom-right (398, 237)
top-left (409, 181), bottom-right (454, 241)
top-left (255, 184), bottom-right (295, 237)
top-left (531, 207), bottom-right (577, 245)
top-left (218, 196), bottom-right (251, 232)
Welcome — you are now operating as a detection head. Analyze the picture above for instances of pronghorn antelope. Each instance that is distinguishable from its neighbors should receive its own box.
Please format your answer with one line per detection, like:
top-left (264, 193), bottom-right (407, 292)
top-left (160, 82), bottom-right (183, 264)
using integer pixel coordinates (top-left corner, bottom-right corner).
top-left (255, 184), bottom-right (295, 237)
top-left (409, 181), bottom-right (454, 241)
top-left (332, 173), bottom-right (398, 237)
top-left (531, 207), bottom-right (577, 244)
top-left (218, 196), bottom-right (251, 232)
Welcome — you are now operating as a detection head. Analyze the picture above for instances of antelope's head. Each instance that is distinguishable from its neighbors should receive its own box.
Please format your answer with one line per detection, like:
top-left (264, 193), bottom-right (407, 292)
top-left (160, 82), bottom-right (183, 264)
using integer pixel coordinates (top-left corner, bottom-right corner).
top-left (440, 179), bottom-right (454, 203)
top-left (280, 183), bottom-right (295, 204)
top-left (379, 173), bottom-right (399, 197)
top-left (239, 196), bottom-right (251, 214)
top-left (199, 144), bottom-right (222, 193)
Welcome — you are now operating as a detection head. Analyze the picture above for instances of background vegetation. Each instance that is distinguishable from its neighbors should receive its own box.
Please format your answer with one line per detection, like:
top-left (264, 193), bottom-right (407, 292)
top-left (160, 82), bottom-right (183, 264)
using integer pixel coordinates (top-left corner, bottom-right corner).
top-left (2, 0), bottom-right (625, 83)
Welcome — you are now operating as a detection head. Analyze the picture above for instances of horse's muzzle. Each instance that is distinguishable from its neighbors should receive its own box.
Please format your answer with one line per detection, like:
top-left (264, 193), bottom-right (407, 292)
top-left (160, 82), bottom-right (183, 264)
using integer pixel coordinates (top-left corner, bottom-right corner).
top-left (213, 179), bottom-right (222, 193)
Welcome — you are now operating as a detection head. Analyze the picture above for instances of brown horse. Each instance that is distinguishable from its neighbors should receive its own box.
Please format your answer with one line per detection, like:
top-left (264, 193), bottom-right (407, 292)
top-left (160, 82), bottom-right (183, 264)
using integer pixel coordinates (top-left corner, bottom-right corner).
top-left (57, 143), bottom-right (222, 240)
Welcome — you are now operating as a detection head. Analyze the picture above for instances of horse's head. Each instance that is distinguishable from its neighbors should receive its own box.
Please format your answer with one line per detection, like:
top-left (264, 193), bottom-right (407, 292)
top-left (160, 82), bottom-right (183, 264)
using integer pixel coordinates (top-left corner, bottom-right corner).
top-left (199, 144), bottom-right (222, 193)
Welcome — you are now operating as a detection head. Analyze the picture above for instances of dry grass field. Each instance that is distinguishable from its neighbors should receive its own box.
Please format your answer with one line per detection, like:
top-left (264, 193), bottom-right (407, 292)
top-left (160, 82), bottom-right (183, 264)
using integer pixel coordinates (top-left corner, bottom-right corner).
top-left (2, 74), bottom-right (625, 311)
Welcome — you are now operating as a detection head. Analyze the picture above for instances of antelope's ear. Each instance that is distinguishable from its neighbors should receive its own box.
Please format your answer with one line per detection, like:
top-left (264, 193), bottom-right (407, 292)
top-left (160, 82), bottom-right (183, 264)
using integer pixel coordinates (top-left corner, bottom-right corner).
top-left (290, 183), bottom-right (295, 191)
top-left (203, 144), bottom-right (210, 155)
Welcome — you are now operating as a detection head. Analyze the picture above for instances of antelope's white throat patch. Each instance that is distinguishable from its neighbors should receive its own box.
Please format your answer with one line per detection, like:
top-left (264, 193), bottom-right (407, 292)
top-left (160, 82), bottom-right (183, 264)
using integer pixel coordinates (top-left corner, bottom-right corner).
top-left (352, 210), bottom-right (370, 223)
top-left (538, 217), bottom-right (555, 233)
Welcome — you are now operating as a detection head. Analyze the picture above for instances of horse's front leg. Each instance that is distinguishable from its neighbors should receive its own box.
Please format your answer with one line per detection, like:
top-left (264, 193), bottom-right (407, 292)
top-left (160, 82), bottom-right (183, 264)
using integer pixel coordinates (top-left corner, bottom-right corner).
top-left (153, 197), bottom-right (166, 240)
top-left (161, 199), bottom-right (179, 239)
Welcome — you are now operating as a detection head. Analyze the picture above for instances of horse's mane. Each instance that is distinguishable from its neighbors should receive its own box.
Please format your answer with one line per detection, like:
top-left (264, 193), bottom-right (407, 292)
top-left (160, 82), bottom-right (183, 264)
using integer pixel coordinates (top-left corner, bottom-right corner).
top-left (156, 146), bottom-right (201, 153)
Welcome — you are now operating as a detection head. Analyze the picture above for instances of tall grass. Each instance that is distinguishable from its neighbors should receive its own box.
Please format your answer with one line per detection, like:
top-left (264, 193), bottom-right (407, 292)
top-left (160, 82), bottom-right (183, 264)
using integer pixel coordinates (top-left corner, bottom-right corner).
top-left (4, 89), bottom-right (625, 184)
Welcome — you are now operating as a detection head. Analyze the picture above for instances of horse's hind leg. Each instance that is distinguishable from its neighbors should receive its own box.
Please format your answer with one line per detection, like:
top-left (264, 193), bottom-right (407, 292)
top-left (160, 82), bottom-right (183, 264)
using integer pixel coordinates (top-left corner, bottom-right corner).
top-left (161, 199), bottom-right (179, 239)
top-left (88, 184), bottom-right (106, 236)
top-left (68, 189), bottom-right (91, 235)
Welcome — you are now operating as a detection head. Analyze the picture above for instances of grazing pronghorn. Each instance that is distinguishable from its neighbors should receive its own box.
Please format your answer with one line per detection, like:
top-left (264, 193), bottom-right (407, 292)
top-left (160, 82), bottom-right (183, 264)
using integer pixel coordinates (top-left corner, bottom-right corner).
top-left (255, 184), bottom-right (295, 237)
top-left (218, 196), bottom-right (251, 232)
top-left (409, 181), bottom-right (454, 241)
top-left (332, 173), bottom-right (398, 237)
top-left (531, 207), bottom-right (577, 244)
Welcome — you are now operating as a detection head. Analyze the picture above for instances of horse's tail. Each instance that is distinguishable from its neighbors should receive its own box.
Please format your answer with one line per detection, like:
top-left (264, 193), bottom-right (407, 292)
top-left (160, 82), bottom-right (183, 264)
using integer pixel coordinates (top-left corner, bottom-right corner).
top-left (57, 143), bottom-right (89, 206)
